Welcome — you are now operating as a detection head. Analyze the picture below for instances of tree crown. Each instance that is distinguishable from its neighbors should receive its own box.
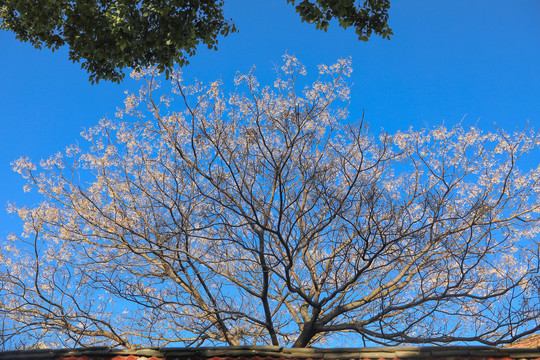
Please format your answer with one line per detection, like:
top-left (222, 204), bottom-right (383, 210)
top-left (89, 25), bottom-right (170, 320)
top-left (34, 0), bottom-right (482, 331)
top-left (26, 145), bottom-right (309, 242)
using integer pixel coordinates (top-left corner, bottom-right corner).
top-left (2, 56), bottom-right (540, 349)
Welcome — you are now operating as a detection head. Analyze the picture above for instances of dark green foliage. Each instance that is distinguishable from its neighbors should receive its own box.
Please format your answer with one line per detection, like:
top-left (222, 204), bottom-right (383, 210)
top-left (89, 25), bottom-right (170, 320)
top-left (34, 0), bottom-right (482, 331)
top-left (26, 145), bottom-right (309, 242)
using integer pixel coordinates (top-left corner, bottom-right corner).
top-left (0, 0), bottom-right (235, 83)
top-left (0, 0), bottom-right (391, 84)
top-left (288, 0), bottom-right (392, 41)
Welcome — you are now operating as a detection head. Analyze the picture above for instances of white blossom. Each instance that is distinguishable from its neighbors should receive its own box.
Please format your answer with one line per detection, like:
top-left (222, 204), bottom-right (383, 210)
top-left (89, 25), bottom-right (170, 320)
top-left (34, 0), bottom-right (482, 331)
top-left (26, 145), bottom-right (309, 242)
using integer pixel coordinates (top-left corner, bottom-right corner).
top-left (2, 56), bottom-right (540, 350)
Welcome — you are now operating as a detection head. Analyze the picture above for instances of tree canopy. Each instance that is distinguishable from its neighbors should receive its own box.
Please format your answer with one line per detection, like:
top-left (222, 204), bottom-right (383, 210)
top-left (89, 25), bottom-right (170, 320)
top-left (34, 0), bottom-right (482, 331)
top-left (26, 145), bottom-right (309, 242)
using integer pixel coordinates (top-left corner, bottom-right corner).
top-left (0, 0), bottom-right (391, 83)
top-left (2, 57), bottom-right (539, 350)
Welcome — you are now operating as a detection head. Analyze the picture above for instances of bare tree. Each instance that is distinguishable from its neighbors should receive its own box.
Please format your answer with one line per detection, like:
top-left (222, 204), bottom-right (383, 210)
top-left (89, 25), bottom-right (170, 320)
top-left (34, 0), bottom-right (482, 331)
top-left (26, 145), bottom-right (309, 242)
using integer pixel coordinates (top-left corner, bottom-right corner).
top-left (2, 56), bottom-right (540, 349)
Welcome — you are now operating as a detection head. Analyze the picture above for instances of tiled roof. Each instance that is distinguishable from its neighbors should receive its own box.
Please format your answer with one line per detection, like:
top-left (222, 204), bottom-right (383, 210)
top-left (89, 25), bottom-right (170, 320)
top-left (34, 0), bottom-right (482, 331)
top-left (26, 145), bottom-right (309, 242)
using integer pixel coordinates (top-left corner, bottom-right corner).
top-left (2, 346), bottom-right (540, 360)
top-left (504, 334), bottom-right (540, 349)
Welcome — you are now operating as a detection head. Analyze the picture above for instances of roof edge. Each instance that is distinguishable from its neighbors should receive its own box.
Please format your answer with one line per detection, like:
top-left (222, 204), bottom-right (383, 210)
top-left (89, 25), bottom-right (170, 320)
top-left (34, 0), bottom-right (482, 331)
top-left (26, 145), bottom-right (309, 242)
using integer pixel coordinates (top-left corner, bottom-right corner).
top-left (2, 346), bottom-right (540, 360)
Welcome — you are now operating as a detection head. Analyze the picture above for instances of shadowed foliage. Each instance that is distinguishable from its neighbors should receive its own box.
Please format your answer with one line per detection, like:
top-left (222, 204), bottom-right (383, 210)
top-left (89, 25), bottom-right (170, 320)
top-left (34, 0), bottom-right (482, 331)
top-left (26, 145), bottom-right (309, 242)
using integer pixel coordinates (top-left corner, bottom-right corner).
top-left (0, 0), bottom-right (391, 83)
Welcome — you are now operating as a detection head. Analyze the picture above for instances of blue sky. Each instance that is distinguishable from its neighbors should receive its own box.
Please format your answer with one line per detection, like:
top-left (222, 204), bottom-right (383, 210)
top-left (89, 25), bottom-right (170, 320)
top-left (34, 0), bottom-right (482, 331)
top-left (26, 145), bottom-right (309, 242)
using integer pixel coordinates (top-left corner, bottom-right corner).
top-left (1, 0), bottom-right (539, 239)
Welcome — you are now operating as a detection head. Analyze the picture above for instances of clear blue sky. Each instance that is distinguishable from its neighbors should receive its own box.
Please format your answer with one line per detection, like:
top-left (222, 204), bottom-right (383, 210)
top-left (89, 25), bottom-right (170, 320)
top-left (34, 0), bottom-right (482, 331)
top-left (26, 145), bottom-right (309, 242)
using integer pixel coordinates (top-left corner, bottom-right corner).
top-left (1, 0), bottom-right (539, 239)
